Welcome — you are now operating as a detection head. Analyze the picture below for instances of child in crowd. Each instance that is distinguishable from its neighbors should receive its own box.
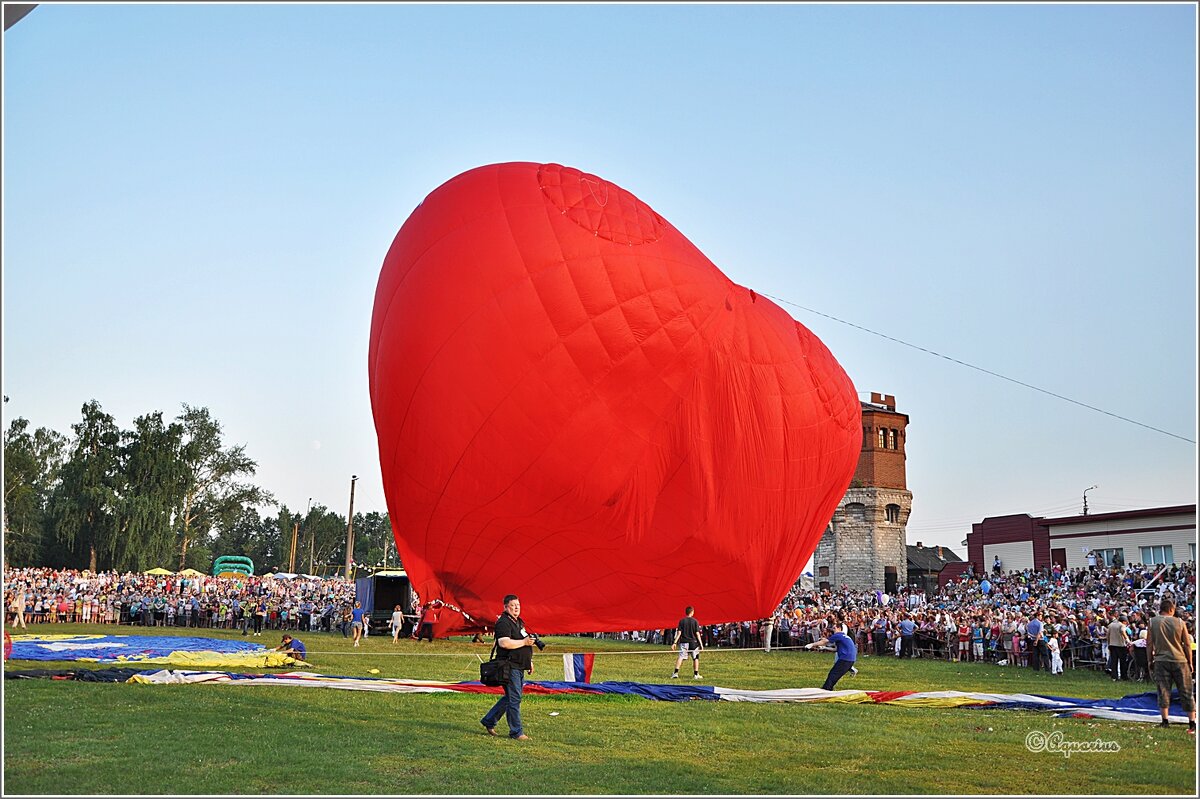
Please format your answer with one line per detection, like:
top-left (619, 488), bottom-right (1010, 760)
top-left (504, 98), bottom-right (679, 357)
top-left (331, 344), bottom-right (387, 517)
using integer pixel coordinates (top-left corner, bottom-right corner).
top-left (1048, 634), bottom-right (1064, 674)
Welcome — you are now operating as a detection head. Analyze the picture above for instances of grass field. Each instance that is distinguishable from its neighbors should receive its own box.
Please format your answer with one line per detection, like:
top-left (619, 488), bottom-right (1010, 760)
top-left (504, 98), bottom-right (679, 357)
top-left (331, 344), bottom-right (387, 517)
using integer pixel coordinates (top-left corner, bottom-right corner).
top-left (3, 624), bottom-right (1196, 795)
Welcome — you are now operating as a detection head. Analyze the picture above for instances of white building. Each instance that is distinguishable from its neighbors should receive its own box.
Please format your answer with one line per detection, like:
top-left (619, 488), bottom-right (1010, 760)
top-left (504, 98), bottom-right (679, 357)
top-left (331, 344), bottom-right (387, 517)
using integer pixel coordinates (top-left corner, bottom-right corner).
top-left (961, 504), bottom-right (1196, 574)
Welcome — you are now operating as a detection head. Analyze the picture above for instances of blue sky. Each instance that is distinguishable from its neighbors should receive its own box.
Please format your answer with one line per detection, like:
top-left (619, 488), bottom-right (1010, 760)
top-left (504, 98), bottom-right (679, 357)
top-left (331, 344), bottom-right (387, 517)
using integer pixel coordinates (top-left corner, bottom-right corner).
top-left (3, 2), bottom-right (1196, 558)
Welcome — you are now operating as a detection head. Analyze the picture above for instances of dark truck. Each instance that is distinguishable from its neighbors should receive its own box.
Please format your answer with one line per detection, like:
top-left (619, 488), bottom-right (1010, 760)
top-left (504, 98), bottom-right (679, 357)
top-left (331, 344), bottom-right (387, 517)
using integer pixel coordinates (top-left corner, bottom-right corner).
top-left (354, 570), bottom-right (415, 636)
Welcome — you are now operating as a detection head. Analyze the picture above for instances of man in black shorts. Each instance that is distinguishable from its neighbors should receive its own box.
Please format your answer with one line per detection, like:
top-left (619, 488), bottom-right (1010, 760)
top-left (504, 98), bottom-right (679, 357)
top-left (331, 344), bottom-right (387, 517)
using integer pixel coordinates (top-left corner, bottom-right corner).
top-left (671, 606), bottom-right (703, 679)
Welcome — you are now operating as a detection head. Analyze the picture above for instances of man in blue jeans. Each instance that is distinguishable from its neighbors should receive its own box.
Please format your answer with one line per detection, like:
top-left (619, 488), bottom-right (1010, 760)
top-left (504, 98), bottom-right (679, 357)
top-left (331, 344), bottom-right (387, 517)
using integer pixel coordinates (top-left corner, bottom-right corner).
top-left (806, 615), bottom-right (859, 690)
top-left (480, 594), bottom-right (538, 741)
top-left (898, 613), bottom-right (916, 658)
top-left (1027, 613), bottom-right (1047, 672)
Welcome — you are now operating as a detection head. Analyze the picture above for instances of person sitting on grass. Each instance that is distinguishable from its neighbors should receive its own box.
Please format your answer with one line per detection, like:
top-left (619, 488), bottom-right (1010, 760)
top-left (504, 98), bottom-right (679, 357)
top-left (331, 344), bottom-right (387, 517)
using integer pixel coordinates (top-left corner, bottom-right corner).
top-left (804, 613), bottom-right (859, 690)
top-left (274, 634), bottom-right (308, 663)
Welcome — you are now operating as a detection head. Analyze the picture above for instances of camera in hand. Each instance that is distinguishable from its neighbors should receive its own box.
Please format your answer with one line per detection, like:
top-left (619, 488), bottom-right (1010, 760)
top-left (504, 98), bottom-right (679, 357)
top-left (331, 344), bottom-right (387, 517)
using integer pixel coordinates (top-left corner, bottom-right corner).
top-left (529, 633), bottom-right (546, 651)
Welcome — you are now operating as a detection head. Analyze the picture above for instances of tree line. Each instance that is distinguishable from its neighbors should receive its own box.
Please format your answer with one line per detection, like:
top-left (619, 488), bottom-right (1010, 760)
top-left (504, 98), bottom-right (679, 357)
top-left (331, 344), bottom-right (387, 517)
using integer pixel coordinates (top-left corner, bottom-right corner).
top-left (3, 399), bottom-right (396, 575)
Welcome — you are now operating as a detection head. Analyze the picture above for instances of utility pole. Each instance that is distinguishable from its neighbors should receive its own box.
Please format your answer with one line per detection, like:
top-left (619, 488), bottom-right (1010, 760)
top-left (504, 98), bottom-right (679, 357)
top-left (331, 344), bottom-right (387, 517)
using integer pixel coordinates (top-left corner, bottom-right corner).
top-left (1083, 485), bottom-right (1098, 516)
top-left (302, 497), bottom-right (312, 575)
top-left (344, 475), bottom-right (358, 579)
top-left (289, 520), bottom-right (299, 573)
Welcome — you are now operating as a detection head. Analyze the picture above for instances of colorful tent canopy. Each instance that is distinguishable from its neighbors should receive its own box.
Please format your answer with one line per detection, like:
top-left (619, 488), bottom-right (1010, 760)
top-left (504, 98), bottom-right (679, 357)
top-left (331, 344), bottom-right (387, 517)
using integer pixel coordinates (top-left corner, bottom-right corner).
top-left (143, 567), bottom-right (173, 576)
top-left (176, 568), bottom-right (206, 577)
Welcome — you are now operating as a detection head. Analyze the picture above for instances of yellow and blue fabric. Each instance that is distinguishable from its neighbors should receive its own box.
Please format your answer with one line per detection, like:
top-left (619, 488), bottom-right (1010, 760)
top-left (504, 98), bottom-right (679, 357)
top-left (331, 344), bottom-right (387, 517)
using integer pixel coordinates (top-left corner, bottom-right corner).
top-left (6, 634), bottom-right (304, 668)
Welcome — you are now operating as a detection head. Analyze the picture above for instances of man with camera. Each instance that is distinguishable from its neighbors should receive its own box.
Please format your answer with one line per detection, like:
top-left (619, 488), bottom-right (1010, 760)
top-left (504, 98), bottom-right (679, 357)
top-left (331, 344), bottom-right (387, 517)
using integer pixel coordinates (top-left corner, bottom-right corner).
top-left (480, 594), bottom-right (542, 741)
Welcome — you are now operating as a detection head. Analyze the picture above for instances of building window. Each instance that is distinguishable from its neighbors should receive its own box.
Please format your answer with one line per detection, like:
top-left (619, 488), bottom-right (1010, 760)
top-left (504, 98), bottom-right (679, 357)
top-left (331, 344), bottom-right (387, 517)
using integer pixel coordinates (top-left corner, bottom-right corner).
top-left (1191, 543), bottom-right (1196, 563)
top-left (1095, 548), bottom-right (1125, 568)
top-left (1139, 545), bottom-right (1174, 566)
top-left (888, 428), bottom-right (897, 449)
top-left (818, 566), bottom-right (829, 577)
top-left (877, 428), bottom-right (886, 449)
top-left (845, 502), bottom-right (866, 521)
top-left (885, 504), bottom-right (901, 523)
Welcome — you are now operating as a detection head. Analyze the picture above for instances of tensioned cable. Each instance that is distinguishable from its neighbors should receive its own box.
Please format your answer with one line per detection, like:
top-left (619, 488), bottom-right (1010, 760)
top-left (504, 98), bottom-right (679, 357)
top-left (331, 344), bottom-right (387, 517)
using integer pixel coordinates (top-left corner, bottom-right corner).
top-left (295, 645), bottom-right (816, 657)
top-left (765, 293), bottom-right (1196, 445)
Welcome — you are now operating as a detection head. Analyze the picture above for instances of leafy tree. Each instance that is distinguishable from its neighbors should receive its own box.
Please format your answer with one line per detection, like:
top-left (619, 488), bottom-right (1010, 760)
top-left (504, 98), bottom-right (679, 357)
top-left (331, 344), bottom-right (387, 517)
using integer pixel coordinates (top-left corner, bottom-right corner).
top-left (211, 506), bottom-right (284, 573)
top-left (111, 411), bottom-right (189, 571)
top-left (269, 508), bottom-right (300, 573)
top-left (3, 418), bottom-right (67, 565)
top-left (47, 401), bottom-right (121, 571)
top-left (8, 400), bottom-right (349, 578)
top-left (354, 511), bottom-right (397, 569)
top-left (175, 405), bottom-right (274, 570)
top-left (300, 505), bottom-right (350, 577)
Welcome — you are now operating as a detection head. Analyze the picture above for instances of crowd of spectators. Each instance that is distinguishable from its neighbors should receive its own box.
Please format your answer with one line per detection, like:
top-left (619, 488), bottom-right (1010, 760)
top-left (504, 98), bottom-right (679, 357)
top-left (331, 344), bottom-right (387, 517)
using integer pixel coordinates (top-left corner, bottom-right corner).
top-left (754, 560), bottom-right (1195, 676)
top-left (3, 567), bottom-right (358, 635)
top-left (600, 561), bottom-right (1196, 678)
top-left (6, 560), bottom-right (1196, 679)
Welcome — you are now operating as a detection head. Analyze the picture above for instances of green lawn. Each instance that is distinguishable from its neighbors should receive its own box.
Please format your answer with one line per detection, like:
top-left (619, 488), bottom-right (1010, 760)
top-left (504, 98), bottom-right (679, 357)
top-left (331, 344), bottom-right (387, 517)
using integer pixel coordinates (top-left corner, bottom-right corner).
top-left (3, 625), bottom-right (1196, 795)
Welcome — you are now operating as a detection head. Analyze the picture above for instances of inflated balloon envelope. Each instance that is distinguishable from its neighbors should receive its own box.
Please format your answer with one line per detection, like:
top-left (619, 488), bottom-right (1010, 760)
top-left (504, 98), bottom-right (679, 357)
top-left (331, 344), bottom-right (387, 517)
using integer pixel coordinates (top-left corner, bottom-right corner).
top-left (369, 162), bottom-right (862, 635)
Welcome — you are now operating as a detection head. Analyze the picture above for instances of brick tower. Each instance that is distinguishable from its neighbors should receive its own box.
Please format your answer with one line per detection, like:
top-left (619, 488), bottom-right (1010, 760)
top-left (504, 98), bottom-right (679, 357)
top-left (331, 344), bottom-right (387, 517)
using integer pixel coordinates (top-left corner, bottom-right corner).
top-left (813, 392), bottom-right (912, 593)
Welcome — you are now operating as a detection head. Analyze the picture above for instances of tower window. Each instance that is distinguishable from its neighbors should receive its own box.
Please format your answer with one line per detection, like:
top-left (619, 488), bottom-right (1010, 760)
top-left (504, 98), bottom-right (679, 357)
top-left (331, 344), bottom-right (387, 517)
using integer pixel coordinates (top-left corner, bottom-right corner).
top-left (888, 429), bottom-right (897, 449)
top-left (877, 428), bottom-right (886, 449)
top-left (818, 566), bottom-right (829, 577)
top-left (845, 502), bottom-right (866, 521)
top-left (885, 504), bottom-right (901, 523)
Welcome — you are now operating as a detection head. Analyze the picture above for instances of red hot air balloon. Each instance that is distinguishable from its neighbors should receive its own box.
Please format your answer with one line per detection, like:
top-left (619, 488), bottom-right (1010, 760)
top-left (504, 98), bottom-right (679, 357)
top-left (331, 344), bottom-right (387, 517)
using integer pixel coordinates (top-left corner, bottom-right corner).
top-left (369, 163), bottom-right (861, 635)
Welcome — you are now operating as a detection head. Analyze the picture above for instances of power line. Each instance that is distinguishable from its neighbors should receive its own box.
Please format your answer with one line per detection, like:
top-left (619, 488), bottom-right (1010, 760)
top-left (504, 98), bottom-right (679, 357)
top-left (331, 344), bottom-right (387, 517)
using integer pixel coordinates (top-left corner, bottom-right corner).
top-left (767, 293), bottom-right (1196, 445)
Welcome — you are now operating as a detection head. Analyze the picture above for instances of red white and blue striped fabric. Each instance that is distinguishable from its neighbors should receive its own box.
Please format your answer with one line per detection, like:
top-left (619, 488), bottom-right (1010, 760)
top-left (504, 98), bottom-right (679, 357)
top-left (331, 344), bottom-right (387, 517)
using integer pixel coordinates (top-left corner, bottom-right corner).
top-left (562, 653), bottom-right (594, 683)
top-left (123, 670), bottom-right (1191, 724)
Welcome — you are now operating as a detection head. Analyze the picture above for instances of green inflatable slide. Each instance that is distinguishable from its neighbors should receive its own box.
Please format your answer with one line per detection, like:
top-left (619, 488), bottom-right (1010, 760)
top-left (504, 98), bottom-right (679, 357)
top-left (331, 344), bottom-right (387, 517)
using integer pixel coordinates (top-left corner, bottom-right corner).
top-left (213, 555), bottom-right (254, 578)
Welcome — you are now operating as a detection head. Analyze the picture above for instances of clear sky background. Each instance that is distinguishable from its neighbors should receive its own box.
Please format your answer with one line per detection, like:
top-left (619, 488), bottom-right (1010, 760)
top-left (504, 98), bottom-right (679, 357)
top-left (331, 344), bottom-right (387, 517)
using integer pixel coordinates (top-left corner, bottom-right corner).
top-left (3, 2), bottom-right (1196, 560)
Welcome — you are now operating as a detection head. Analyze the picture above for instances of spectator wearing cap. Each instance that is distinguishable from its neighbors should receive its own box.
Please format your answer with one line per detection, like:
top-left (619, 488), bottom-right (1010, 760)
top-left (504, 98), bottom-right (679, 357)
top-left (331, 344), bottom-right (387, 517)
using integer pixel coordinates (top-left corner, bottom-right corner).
top-left (274, 633), bottom-right (308, 662)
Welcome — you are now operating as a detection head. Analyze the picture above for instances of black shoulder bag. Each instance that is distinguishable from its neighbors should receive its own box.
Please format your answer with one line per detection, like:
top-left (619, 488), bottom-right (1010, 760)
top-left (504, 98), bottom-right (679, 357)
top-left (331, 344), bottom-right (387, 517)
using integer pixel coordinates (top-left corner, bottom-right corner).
top-left (479, 641), bottom-right (511, 686)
